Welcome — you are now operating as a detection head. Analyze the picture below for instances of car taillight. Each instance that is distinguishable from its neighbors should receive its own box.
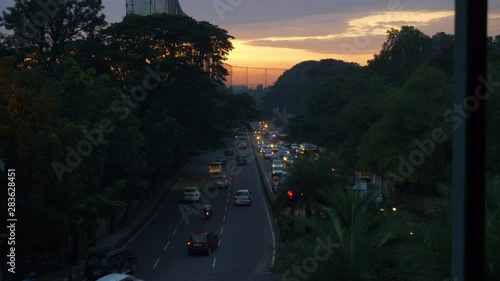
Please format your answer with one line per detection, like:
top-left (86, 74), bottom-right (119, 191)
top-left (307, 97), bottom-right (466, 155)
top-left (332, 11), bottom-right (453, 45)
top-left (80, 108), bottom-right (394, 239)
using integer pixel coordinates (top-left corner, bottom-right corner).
top-left (187, 241), bottom-right (191, 245)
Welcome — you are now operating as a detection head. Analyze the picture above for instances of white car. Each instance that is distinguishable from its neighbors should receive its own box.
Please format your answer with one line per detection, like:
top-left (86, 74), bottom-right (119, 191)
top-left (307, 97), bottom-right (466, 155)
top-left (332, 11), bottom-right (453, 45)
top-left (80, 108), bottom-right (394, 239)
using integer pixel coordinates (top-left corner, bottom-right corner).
top-left (234, 189), bottom-right (253, 205)
top-left (264, 149), bottom-right (273, 159)
top-left (272, 167), bottom-right (284, 178)
top-left (271, 160), bottom-right (283, 169)
top-left (183, 187), bottom-right (201, 202)
top-left (97, 273), bottom-right (144, 281)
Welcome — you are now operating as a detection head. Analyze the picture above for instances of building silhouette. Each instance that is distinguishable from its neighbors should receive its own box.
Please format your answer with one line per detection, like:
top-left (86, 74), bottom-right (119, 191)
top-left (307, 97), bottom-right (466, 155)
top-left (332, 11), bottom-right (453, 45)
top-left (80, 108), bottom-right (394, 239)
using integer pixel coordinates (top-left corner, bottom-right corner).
top-left (126, 0), bottom-right (186, 16)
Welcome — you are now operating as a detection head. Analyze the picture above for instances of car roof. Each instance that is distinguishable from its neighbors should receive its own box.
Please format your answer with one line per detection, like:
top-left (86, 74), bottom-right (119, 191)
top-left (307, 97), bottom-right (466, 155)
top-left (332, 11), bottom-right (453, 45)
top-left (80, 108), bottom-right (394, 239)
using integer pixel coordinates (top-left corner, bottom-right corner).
top-left (236, 189), bottom-right (250, 193)
top-left (192, 230), bottom-right (212, 235)
top-left (210, 161), bottom-right (221, 165)
top-left (184, 186), bottom-right (198, 190)
top-left (96, 273), bottom-right (131, 281)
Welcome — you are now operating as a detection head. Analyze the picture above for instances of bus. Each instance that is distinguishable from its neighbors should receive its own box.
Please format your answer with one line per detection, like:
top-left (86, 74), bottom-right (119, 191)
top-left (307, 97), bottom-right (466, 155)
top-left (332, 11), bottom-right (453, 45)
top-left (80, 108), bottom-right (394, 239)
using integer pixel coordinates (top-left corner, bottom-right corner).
top-left (298, 143), bottom-right (319, 160)
top-left (299, 143), bottom-right (319, 154)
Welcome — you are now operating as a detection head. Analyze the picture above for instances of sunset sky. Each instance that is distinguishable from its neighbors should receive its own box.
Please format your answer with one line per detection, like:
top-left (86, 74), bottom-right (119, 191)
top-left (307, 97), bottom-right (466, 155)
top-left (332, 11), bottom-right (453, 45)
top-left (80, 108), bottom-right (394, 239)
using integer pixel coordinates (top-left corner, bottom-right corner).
top-left (1, 0), bottom-right (499, 85)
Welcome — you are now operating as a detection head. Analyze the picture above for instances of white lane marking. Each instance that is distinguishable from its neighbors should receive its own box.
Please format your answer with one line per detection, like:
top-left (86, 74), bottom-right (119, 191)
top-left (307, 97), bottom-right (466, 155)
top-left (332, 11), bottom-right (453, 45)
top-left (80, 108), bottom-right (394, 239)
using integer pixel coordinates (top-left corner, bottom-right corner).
top-left (225, 206), bottom-right (228, 212)
top-left (180, 217), bottom-right (183, 222)
top-left (250, 142), bottom-right (277, 268)
top-left (223, 215), bottom-right (226, 223)
top-left (212, 257), bottom-right (217, 268)
top-left (125, 155), bottom-right (200, 247)
top-left (173, 228), bottom-right (177, 235)
top-left (153, 258), bottom-right (160, 269)
top-left (226, 198), bottom-right (229, 203)
top-left (218, 240), bottom-right (221, 248)
top-left (220, 226), bottom-right (224, 234)
top-left (164, 241), bottom-right (170, 250)
top-left (227, 191), bottom-right (230, 196)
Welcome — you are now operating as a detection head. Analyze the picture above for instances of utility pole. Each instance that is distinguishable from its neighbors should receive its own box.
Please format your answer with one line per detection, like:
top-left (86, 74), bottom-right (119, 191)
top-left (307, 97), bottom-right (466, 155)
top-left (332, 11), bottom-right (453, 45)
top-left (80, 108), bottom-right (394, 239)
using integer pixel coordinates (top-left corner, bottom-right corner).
top-left (452, 0), bottom-right (487, 280)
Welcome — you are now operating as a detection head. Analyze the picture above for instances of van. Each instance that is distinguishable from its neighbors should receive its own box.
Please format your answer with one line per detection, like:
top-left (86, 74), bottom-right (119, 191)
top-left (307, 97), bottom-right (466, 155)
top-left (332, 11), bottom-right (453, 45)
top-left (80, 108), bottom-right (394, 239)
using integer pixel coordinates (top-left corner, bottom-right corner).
top-left (84, 246), bottom-right (137, 280)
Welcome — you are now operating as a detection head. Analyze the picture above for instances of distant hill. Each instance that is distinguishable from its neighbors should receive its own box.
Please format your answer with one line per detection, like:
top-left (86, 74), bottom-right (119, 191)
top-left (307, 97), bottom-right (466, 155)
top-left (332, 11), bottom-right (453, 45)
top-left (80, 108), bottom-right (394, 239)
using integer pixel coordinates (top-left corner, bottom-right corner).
top-left (260, 59), bottom-right (359, 119)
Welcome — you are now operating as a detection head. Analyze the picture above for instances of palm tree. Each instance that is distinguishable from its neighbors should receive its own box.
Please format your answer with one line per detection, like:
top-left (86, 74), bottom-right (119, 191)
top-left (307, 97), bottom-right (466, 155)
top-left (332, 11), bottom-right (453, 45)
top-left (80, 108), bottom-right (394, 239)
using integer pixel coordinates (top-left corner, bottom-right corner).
top-left (272, 185), bottom-right (429, 281)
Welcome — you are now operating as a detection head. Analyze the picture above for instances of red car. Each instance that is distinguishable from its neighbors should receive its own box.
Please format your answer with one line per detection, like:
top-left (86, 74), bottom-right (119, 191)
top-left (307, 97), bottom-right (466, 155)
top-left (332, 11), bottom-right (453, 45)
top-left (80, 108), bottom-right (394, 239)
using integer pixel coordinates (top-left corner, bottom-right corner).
top-left (187, 231), bottom-right (219, 255)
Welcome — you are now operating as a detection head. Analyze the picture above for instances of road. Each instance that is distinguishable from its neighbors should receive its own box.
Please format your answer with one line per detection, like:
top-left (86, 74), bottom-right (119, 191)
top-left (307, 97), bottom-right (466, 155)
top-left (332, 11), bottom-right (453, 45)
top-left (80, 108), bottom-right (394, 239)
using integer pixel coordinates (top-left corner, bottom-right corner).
top-left (126, 137), bottom-right (275, 281)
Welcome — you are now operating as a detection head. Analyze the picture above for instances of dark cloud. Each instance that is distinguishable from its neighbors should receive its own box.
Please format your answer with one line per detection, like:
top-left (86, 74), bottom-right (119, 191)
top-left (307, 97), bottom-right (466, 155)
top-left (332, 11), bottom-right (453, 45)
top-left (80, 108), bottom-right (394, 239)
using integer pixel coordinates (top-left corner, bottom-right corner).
top-left (247, 34), bottom-right (386, 55)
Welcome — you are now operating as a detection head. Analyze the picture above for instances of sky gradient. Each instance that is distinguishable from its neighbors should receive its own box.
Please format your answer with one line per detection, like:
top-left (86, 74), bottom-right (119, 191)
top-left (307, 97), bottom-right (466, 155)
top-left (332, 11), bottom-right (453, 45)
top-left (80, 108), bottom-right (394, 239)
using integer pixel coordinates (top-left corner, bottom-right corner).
top-left (2, 1), bottom-right (499, 77)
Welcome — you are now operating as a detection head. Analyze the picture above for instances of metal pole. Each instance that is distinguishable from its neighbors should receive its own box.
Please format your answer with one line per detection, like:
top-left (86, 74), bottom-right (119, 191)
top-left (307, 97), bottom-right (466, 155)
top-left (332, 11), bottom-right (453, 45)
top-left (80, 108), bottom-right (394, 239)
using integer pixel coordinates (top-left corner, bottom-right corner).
top-left (452, 0), bottom-right (487, 280)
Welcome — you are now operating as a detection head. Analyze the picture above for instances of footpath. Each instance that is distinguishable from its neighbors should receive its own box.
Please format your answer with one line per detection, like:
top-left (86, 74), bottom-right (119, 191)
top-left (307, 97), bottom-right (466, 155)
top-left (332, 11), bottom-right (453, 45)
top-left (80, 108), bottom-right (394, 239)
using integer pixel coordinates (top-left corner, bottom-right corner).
top-left (37, 157), bottom-right (197, 281)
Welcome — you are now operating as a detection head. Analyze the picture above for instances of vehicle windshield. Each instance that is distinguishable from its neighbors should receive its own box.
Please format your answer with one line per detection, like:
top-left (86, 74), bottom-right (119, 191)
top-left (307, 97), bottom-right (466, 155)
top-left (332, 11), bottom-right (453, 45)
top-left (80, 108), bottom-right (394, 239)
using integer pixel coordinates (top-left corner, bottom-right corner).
top-left (191, 234), bottom-right (206, 242)
top-left (236, 192), bottom-right (249, 197)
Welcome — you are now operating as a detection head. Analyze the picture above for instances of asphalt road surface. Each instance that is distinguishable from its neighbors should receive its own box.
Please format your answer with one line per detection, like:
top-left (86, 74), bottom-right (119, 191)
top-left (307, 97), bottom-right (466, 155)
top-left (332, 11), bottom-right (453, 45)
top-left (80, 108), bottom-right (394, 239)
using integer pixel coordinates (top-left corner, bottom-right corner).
top-left (126, 137), bottom-right (275, 281)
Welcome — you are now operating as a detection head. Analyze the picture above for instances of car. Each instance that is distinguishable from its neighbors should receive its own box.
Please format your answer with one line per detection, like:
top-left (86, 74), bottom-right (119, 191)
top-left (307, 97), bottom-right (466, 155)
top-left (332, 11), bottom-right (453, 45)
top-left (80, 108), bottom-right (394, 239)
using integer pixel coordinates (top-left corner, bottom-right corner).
top-left (97, 274), bottom-right (144, 281)
top-left (208, 162), bottom-right (222, 174)
top-left (236, 155), bottom-right (247, 165)
top-left (239, 142), bottom-right (247, 149)
top-left (272, 159), bottom-right (283, 169)
top-left (234, 189), bottom-right (252, 206)
top-left (212, 174), bottom-right (231, 189)
top-left (270, 154), bottom-right (281, 161)
top-left (187, 231), bottom-right (219, 255)
top-left (272, 167), bottom-right (284, 179)
top-left (224, 149), bottom-right (233, 156)
top-left (183, 187), bottom-right (201, 202)
top-left (84, 247), bottom-right (137, 280)
top-left (216, 155), bottom-right (227, 165)
top-left (264, 149), bottom-right (272, 159)
top-left (279, 150), bottom-right (291, 160)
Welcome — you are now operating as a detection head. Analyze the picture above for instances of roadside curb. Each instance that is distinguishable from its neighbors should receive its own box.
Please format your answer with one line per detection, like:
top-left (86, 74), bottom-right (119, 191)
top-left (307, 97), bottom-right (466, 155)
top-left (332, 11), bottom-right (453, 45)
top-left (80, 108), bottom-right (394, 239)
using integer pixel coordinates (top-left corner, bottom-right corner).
top-left (250, 139), bottom-right (275, 201)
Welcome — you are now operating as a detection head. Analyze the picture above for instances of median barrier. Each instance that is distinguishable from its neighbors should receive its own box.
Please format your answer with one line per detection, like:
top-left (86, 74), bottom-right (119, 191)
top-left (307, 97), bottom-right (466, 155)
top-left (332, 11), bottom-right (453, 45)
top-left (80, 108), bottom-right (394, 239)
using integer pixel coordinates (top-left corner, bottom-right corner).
top-left (249, 139), bottom-right (276, 202)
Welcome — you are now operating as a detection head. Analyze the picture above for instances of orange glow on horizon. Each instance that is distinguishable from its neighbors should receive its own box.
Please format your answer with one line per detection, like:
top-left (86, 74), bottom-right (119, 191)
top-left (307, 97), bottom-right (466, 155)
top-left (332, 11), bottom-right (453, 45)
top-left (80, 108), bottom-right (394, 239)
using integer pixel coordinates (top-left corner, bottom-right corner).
top-left (226, 39), bottom-right (373, 69)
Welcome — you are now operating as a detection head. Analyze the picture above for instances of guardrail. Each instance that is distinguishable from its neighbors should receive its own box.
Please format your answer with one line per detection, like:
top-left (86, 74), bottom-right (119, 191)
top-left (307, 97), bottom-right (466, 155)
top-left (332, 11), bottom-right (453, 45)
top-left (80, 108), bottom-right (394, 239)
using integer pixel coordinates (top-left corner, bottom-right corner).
top-left (249, 138), bottom-right (276, 202)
